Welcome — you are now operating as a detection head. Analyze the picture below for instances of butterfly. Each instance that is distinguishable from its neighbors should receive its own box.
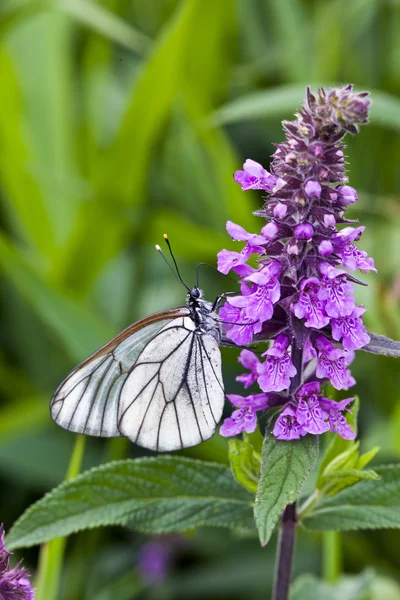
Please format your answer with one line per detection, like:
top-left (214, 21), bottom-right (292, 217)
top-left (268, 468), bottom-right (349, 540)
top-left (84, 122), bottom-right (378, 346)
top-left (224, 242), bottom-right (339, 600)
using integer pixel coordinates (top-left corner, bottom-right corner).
top-left (50, 239), bottom-right (227, 452)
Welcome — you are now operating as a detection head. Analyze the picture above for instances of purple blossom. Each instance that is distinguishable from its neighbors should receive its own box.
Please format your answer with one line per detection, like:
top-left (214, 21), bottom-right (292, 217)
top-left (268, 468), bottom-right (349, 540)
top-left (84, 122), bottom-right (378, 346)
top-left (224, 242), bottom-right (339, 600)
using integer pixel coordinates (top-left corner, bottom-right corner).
top-left (273, 406), bottom-right (306, 440)
top-left (220, 393), bottom-right (271, 436)
top-left (320, 397), bottom-right (356, 439)
top-left (318, 263), bottom-right (355, 318)
top-left (331, 306), bottom-right (370, 350)
top-left (291, 278), bottom-right (330, 329)
top-left (218, 303), bottom-right (256, 346)
top-left (295, 382), bottom-right (330, 435)
top-left (257, 335), bottom-right (297, 392)
top-left (0, 525), bottom-right (34, 600)
top-left (234, 159), bottom-right (281, 191)
top-left (235, 349), bottom-right (260, 388)
top-left (137, 541), bottom-right (171, 584)
top-left (315, 336), bottom-right (350, 390)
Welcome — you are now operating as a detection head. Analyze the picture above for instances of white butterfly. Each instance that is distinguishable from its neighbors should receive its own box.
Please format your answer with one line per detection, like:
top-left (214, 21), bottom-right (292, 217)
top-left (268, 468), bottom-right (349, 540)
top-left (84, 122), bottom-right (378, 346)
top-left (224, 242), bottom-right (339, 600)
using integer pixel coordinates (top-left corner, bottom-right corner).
top-left (50, 286), bottom-right (225, 452)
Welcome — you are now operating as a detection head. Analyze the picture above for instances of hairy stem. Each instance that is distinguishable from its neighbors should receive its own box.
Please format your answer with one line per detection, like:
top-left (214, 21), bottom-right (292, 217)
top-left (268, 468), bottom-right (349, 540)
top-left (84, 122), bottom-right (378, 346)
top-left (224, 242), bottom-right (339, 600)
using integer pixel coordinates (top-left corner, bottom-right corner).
top-left (273, 502), bottom-right (298, 600)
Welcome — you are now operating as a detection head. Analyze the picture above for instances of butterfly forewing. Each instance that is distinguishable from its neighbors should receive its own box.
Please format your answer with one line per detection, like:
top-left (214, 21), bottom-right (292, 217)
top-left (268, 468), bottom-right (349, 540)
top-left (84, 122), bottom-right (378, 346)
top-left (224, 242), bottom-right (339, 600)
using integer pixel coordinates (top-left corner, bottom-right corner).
top-left (118, 316), bottom-right (225, 452)
top-left (50, 308), bottom-right (190, 438)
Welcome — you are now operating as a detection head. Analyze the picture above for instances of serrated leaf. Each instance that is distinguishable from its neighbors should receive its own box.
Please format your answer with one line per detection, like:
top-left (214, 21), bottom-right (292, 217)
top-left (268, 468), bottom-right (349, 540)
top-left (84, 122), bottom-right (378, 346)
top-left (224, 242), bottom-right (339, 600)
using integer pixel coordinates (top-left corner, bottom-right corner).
top-left (304, 465), bottom-right (400, 532)
top-left (254, 433), bottom-right (319, 546)
top-left (228, 438), bottom-right (261, 494)
top-left (362, 332), bottom-right (400, 357)
top-left (6, 457), bottom-right (254, 550)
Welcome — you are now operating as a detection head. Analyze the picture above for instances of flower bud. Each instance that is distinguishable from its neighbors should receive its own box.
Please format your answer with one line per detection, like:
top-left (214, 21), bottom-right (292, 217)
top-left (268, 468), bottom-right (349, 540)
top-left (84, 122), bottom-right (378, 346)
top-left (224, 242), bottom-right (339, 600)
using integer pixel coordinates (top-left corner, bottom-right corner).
top-left (261, 222), bottom-right (279, 239)
top-left (295, 223), bottom-right (314, 240)
top-left (287, 240), bottom-right (300, 255)
top-left (318, 240), bottom-right (334, 256)
top-left (273, 203), bottom-right (287, 218)
top-left (323, 214), bottom-right (336, 228)
top-left (304, 180), bottom-right (322, 198)
top-left (338, 185), bottom-right (358, 205)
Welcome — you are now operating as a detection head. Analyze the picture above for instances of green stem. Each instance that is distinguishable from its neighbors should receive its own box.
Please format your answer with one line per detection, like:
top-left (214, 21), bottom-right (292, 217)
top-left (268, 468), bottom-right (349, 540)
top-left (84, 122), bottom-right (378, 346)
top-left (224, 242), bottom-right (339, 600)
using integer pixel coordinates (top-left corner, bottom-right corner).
top-left (35, 435), bottom-right (86, 600)
top-left (322, 531), bottom-right (341, 583)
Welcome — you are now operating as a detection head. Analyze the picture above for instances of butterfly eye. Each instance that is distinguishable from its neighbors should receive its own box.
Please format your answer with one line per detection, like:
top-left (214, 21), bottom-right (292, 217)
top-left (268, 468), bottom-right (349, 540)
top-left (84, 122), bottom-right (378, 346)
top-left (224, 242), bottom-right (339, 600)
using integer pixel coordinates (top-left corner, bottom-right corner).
top-left (190, 287), bottom-right (201, 298)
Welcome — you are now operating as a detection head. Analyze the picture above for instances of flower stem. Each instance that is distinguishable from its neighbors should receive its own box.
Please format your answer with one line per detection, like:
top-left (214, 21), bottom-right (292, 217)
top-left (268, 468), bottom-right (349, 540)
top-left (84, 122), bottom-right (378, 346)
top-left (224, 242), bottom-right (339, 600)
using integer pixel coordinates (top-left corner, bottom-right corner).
top-left (273, 502), bottom-right (297, 600)
top-left (322, 531), bottom-right (341, 582)
top-left (35, 435), bottom-right (86, 600)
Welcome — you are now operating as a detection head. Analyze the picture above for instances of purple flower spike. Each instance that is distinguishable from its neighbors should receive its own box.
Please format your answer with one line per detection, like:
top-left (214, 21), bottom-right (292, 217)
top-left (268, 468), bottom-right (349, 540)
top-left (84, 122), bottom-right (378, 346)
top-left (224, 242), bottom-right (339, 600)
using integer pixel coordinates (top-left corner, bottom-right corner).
top-left (292, 278), bottom-right (330, 329)
top-left (273, 406), bottom-right (306, 440)
top-left (257, 335), bottom-right (297, 392)
top-left (234, 159), bottom-right (278, 191)
top-left (0, 525), bottom-right (34, 600)
top-left (331, 306), bottom-right (370, 350)
top-left (295, 382), bottom-right (330, 434)
top-left (315, 336), bottom-right (350, 390)
top-left (217, 85), bottom-right (374, 444)
top-left (295, 223), bottom-right (314, 240)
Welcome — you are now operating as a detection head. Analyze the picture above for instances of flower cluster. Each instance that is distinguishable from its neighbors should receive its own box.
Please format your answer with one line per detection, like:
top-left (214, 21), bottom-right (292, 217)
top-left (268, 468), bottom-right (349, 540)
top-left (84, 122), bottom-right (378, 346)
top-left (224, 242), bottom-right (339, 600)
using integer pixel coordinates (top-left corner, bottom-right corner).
top-left (218, 86), bottom-right (373, 441)
top-left (0, 525), bottom-right (34, 600)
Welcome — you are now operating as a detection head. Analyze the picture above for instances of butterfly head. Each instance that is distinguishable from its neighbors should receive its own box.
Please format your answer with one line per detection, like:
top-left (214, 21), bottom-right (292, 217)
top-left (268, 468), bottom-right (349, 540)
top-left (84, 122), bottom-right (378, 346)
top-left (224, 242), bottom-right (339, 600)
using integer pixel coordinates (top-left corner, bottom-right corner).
top-left (188, 287), bottom-right (203, 303)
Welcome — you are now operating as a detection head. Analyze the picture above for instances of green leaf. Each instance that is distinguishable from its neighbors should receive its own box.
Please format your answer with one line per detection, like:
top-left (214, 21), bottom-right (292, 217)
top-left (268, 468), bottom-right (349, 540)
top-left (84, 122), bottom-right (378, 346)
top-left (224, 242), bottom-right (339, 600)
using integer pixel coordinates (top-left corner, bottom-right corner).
top-left (363, 332), bottom-right (400, 357)
top-left (243, 427), bottom-right (264, 455)
top-left (56, 0), bottom-right (151, 54)
top-left (228, 438), bottom-right (261, 494)
top-left (356, 446), bottom-right (380, 470)
top-left (0, 232), bottom-right (112, 361)
top-left (6, 457), bottom-right (255, 549)
top-left (254, 433), bottom-right (319, 546)
top-left (321, 468), bottom-right (380, 497)
top-left (304, 465), bottom-right (400, 532)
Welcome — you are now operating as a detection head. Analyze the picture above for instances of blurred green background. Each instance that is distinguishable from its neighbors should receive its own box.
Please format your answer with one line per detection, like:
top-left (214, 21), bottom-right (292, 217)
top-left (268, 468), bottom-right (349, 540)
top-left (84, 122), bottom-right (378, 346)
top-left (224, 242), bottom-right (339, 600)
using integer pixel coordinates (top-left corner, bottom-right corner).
top-left (1, 0), bottom-right (400, 598)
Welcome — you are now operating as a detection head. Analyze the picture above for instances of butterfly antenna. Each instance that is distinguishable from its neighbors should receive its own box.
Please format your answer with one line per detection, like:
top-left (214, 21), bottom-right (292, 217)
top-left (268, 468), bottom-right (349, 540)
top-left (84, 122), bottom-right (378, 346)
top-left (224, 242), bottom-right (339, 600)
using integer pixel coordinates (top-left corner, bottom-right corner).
top-left (155, 235), bottom-right (190, 291)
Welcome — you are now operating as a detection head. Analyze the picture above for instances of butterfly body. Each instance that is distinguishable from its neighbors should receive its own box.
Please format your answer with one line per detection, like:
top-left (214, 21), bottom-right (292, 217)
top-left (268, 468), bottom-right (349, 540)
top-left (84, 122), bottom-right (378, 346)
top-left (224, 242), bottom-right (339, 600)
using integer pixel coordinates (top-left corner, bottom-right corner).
top-left (50, 287), bottom-right (225, 451)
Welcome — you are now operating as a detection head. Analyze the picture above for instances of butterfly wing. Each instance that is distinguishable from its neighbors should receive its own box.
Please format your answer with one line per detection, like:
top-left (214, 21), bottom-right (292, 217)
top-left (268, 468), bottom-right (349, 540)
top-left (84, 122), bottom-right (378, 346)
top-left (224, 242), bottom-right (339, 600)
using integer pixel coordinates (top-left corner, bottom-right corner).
top-left (118, 316), bottom-right (225, 452)
top-left (50, 308), bottom-right (190, 438)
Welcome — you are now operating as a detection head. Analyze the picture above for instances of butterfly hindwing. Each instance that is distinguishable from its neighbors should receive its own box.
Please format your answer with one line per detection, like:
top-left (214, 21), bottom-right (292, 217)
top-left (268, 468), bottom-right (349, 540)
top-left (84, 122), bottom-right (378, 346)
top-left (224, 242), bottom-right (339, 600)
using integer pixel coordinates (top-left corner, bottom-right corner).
top-left (118, 317), bottom-right (225, 451)
top-left (50, 310), bottom-right (189, 438)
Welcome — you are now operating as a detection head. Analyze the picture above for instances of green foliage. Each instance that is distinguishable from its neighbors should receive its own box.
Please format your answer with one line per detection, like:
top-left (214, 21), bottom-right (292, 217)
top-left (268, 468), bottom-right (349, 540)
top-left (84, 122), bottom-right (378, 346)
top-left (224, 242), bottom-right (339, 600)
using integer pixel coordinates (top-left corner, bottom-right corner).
top-left (254, 433), bottom-right (319, 546)
top-left (228, 435), bottom-right (261, 494)
top-left (315, 398), bottom-right (380, 497)
top-left (289, 570), bottom-right (400, 600)
top-left (6, 457), bottom-right (254, 550)
top-left (304, 465), bottom-right (400, 532)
